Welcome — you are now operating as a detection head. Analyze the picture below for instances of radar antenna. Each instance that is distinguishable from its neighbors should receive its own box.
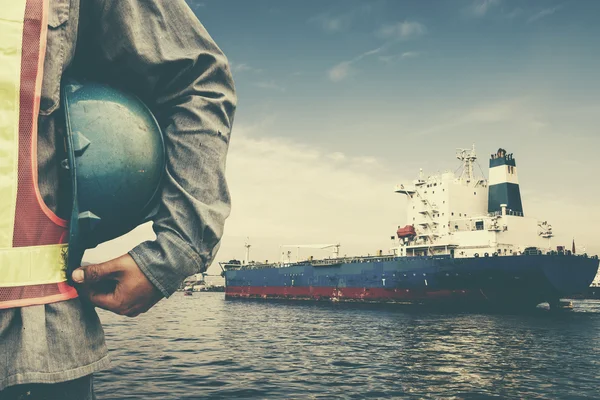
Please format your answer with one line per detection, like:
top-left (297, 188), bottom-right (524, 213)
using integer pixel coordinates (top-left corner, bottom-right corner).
top-left (456, 144), bottom-right (477, 182)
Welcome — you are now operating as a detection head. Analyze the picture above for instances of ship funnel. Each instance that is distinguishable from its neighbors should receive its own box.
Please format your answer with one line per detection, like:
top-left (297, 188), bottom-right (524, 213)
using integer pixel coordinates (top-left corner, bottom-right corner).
top-left (488, 148), bottom-right (524, 216)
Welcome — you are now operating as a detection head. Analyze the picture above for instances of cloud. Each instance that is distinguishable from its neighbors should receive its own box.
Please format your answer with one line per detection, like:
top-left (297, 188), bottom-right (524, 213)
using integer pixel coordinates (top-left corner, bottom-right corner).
top-left (252, 80), bottom-right (286, 92)
top-left (466, 0), bottom-right (502, 17)
top-left (310, 14), bottom-right (347, 33)
top-left (308, 4), bottom-right (374, 33)
top-left (504, 8), bottom-right (523, 19)
top-left (328, 152), bottom-right (346, 162)
top-left (187, 0), bottom-right (207, 12)
top-left (328, 61), bottom-right (353, 82)
top-left (362, 48), bottom-right (385, 58)
top-left (377, 21), bottom-right (427, 40)
top-left (527, 6), bottom-right (561, 23)
top-left (219, 123), bottom-right (404, 264)
top-left (328, 47), bottom-right (385, 82)
top-left (401, 51), bottom-right (420, 59)
top-left (230, 62), bottom-right (262, 74)
top-left (412, 98), bottom-right (548, 137)
top-left (378, 55), bottom-right (396, 63)
top-left (378, 51), bottom-right (421, 64)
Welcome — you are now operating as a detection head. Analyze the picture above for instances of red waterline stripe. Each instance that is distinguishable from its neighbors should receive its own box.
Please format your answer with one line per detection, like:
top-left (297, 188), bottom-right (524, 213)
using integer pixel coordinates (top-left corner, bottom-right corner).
top-left (225, 286), bottom-right (476, 301)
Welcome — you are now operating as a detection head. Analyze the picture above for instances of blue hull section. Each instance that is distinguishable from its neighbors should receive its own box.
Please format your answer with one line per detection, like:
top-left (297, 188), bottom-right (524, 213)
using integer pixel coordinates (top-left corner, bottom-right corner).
top-left (225, 254), bottom-right (599, 308)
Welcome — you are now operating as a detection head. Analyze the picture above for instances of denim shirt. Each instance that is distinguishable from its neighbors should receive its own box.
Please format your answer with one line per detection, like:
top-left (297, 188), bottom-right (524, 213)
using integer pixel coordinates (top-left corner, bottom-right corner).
top-left (0, 0), bottom-right (236, 390)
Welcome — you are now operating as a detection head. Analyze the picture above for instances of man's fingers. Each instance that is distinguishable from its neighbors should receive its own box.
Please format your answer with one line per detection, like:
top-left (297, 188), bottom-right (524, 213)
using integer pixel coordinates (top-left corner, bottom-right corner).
top-left (72, 259), bottom-right (121, 284)
top-left (88, 291), bottom-right (125, 314)
top-left (83, 281), bottom-right (133, 316)
top-left (88, 292), bottom-right (135, 315)
top-left (126, 309), bottom-right (142, 318)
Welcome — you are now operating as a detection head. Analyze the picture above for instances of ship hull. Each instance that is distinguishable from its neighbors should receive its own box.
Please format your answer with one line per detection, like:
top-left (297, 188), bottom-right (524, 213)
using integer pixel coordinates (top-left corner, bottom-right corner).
top-left (224, 255), bottom-right (599, 310)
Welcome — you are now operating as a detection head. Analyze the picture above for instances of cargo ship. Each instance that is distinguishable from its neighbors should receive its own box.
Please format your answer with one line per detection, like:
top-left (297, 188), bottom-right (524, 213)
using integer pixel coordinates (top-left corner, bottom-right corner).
top-left (221, 146), bottom-right (599, 310)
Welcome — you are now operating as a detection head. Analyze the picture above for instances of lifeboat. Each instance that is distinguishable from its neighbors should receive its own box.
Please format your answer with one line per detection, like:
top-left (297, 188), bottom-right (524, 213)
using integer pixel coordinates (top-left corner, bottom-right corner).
top-left (397, 225), bottom-right (416, 239)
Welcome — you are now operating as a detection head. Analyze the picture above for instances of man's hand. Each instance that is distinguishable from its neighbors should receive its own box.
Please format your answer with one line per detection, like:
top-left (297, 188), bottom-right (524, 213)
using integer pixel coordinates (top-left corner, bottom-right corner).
top-left (72, 254), bottom-right (164, 317)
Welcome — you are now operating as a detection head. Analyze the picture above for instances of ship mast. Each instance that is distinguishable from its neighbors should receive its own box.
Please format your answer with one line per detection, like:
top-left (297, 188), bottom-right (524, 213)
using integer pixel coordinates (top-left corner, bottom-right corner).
top-left (456, 144), bottom-right (477, 183)
top-left (244, 238), bottom-right (251, 266)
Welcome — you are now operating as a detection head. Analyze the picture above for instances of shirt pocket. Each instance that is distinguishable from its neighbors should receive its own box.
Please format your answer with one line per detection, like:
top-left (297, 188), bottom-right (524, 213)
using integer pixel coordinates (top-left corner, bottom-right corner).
top-left (40, 0), bottom-right (71, 116)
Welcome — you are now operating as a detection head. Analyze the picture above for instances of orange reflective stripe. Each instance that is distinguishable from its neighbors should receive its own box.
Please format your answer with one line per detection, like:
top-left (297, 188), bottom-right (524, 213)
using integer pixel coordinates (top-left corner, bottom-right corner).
top-left (0, 282), bottom-right (77, 310)
top-left (13, 0), bottom-right (67, 247)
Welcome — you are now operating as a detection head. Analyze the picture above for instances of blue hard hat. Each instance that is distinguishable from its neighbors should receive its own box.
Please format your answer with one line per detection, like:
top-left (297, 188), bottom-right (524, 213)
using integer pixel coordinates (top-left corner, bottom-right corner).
top-left (61, 79), bottom-right (165, 276)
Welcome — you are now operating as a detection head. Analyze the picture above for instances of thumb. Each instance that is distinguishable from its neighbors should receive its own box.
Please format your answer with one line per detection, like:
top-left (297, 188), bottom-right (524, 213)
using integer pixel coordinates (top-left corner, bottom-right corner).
top-left (72, 260), bottom-right (120, 284)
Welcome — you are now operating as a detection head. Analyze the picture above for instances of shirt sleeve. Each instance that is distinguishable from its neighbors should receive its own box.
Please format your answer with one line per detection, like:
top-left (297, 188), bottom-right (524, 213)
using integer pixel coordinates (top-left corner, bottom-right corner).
top-left (82, 0), bottom-right (237, 297)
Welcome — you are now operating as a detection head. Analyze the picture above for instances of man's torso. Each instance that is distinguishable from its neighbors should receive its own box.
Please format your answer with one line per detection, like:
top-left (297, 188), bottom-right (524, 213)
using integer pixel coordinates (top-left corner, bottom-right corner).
top-left (0, 0), bottom-right (110, 391)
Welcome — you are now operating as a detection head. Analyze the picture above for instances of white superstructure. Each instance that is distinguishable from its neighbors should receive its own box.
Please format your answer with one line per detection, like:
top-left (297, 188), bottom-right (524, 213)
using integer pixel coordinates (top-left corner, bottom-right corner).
top-left (394, 145), bottom-right (555, 258)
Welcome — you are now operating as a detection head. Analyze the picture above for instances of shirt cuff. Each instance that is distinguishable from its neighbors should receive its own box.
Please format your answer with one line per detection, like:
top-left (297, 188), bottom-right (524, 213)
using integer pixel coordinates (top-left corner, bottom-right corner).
top-left (128, 231), bottom-right (204, 298)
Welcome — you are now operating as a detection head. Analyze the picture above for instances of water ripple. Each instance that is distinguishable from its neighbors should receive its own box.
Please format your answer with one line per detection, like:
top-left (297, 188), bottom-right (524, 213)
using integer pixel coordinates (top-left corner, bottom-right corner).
top-left (95, 295), bottom-right (600, 399)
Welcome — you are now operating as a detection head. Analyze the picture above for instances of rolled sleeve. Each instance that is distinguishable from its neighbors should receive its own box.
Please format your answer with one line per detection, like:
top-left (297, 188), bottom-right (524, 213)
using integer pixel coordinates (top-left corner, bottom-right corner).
top-left (82, 0), bottom-right (237, 296)
top-left (129, 230), bottom-right (203, 297)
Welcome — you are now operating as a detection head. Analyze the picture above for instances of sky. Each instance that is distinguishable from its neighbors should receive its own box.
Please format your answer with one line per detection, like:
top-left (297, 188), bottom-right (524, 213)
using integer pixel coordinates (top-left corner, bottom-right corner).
top-left (85, 0), bottom-right (600, 277)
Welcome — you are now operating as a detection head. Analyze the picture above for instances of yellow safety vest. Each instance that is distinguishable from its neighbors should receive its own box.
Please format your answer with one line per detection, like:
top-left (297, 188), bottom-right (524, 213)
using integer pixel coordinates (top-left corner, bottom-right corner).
top-left (0, 0), bottom-right (78, 309)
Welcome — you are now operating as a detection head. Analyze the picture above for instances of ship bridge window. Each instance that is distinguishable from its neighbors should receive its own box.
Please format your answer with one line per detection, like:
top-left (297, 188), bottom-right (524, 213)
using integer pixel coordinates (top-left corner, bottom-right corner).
top-left (476, 221), bottom-right (484, 230)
